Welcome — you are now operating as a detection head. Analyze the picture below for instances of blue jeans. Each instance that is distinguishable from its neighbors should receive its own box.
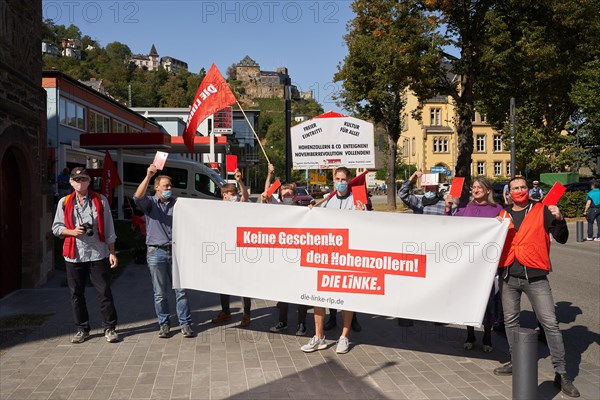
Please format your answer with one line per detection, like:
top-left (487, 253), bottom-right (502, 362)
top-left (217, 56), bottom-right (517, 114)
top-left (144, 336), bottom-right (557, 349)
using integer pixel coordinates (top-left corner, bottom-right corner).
top-left (147, 246), bottom-right (192, 327)
top-left (587, 208), bottom-right (600, 238)
top-left (501, 275), bottom-right (566, 374)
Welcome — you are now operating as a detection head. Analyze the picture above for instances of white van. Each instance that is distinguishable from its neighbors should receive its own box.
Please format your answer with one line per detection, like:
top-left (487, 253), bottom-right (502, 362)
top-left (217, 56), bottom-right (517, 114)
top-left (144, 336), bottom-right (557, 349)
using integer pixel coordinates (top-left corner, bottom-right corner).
top-left (106, 153), bottom-right (226, 200)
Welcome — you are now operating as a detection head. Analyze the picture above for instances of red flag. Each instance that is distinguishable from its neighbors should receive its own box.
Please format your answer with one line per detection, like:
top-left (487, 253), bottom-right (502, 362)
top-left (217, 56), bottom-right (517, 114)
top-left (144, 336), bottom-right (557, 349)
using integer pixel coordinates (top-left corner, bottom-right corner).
top-left (101, 150), bottom-right (122, 206)
top-left (183, 64), bottom-right (237, 152)
top-left (330, 170), bottom-right (369, 197)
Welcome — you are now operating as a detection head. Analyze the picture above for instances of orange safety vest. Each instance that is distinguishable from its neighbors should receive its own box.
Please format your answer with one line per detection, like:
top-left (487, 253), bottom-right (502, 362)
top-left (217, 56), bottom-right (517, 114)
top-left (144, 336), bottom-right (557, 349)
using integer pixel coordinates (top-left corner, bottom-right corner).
top-left (498, 202), bottom-right (551, 271)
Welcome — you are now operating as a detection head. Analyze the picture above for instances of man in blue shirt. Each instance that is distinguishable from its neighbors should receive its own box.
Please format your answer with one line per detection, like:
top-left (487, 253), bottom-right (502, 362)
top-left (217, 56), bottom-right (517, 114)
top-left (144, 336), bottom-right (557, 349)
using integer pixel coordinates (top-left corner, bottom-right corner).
top-left (134, 164), bottom-right (194, 338)
top-left (584, 181), bottom-right (600, 241)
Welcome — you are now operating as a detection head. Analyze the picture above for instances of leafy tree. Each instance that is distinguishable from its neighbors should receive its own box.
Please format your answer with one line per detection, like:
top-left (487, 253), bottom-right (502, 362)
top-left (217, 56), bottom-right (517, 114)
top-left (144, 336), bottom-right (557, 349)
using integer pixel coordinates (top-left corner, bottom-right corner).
top-left (226, 63), bottom-right (237, 80)
top-left (570, 58), bottom-right (600, 161)
top-left (105, 41), bottom-right (132, 62)
top-left (335, 0), bottom-right (440, 210)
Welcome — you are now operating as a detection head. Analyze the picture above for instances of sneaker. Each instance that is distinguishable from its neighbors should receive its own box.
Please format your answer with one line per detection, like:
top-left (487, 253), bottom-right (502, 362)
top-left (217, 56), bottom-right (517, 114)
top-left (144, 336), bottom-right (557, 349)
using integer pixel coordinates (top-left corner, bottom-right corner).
top-left (493, 361), bottom-right (512, 376)
top-left (595, 238), bottom-right (600, 242)
top-left (482, 344), bottom-right (493, 353)
top-left (71, 331), bottom-right (89, 344)
top-left (270, 322), bottom-right (288, 333)
top-left (295, 323), bottom-right (307, 336)
top-left (104, 328), bottom-right (119, 343)
top-left (301, 335), bottom-right (327, 353)
top-left (323, 317), bottom-right (337, 331)
top-left (239, 314), bottom-right (251, 328)
top-left (464, 339), bottom-right (475, 350)
top-left (181, 325), bottom-right (195, 338)
top-left (336, 336), bottom-right (350, 354)
top-left (158, 324), bottom-right (170, 338)
top-left (554, 373), bottom-right (580, 398)
top-left (585, 237), bottom-right (594, 241)
top-left (211, 311), bottom-right (231, 324)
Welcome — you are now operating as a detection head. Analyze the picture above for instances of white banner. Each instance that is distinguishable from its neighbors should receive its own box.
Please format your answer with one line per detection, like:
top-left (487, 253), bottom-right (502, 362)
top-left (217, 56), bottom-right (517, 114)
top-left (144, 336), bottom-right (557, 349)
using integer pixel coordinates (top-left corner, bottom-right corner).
top-left (290, 115), bottom-right (375, 169)
top-left (172, 199), bottom-right (509, 326)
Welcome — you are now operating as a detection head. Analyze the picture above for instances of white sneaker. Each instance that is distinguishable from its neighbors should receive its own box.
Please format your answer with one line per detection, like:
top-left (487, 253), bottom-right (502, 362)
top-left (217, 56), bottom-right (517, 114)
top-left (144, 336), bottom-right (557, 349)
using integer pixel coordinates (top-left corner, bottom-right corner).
top-left (595, 238), bottom-right (600, 242)
top-left (586, 237), bottom-right (595, 241)
top-left (336, 336), bottom-right (350, 354)
top-left (301, 335), bottom-right (327, 353)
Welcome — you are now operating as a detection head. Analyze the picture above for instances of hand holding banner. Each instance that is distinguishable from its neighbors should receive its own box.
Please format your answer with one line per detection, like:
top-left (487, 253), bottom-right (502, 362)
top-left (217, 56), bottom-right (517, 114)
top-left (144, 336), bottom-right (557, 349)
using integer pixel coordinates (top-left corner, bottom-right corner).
top-left (152, 151), bottom-right (168, 170)
top-left (351, 185), bottom-right (368, 207)
top-left (226, 155), bottom-right (238, 173)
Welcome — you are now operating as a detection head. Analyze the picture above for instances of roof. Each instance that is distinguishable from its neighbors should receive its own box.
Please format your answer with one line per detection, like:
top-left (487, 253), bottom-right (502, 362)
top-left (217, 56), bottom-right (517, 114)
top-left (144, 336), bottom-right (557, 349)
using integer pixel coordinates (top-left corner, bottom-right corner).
top-left (149, 44), bottom-right (158, 56)
top-left (237, 55), bottom-right (258, 67)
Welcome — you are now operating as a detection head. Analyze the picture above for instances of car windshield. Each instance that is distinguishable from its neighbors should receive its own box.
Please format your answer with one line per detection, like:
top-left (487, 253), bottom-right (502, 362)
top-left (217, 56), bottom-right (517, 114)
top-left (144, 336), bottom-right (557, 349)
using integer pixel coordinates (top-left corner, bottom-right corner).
top-left (296, 188), bottom-right (309, 196)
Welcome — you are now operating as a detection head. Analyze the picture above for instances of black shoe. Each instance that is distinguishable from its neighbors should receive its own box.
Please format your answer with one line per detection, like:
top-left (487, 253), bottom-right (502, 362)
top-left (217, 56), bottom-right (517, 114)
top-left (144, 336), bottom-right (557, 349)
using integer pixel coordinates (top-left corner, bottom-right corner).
top-left (324, 317), bottom-right (337, 331)
top-left (351, 315), bottom-right (362, 332)
top-left (397, 318), bottom-right (413, 327)
top-left (554, 373), bottom-right (580, 398)
top-left (493, 361), bottom-right (512, 376)
top-left (270, 322), bottom-right (288, 333)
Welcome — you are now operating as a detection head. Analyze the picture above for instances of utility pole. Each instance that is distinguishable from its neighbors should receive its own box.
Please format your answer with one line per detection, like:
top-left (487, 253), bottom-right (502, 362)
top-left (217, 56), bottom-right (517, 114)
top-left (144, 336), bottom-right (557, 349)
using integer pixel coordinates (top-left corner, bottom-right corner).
top-left (510, 98), bottom-right (516, 179)
top-left (285, 76), bottom-right (292, 183)
top-left (128, 84), bottom-right (132, 107)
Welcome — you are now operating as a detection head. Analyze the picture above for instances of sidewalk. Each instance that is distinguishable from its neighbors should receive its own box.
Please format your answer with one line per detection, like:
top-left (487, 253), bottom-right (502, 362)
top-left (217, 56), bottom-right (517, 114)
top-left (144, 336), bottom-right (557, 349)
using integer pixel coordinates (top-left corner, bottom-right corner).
top-left (1, 261), bottom-right (598, 400)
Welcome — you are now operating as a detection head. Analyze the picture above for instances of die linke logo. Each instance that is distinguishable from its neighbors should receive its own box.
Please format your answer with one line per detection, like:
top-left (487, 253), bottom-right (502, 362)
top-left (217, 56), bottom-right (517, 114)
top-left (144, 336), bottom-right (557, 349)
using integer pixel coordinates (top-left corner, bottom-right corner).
top-left (236, 227), bottom-right (426, 295)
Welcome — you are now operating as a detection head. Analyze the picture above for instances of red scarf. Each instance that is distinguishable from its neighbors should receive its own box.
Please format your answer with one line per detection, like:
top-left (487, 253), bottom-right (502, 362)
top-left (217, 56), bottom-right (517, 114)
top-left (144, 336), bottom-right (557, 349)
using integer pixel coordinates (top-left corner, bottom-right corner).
top-left (63, 190), bottom-right (105, 259)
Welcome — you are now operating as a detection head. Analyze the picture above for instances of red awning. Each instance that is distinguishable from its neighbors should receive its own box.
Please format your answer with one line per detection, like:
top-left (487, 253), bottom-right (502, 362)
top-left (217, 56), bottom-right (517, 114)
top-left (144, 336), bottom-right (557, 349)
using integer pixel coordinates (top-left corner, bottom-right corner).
top-left (79, 133), bottom-right (229, 153)
top-left (314, 111), bottom-right (347, 119)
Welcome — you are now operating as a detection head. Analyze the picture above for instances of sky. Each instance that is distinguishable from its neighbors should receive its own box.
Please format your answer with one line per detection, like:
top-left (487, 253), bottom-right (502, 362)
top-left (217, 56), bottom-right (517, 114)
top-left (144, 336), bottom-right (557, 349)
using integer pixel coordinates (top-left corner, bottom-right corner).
top-left (42, 0), bottom-right (356, 113)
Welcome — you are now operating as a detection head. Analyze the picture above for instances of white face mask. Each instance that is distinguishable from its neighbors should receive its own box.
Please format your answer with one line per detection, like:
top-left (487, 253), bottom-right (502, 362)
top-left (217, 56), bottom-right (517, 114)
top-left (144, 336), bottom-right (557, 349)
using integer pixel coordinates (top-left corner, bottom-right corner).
top-left (228, 195), bottom-right (239, 202)
top-left (282, 197), bottom-right (294, 205)
top-left (70, 181), bottom-right (89, 192)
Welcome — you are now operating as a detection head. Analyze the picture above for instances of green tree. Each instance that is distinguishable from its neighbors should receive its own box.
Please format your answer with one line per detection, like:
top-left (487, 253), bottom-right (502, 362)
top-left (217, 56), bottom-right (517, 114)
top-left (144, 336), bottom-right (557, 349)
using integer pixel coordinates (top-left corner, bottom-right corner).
top-left (105, 41), bottom-right (132, 62)
top-left (570, 58), bottom-right (600, 164)
top-left (335, 0), bottom-right (440, 210)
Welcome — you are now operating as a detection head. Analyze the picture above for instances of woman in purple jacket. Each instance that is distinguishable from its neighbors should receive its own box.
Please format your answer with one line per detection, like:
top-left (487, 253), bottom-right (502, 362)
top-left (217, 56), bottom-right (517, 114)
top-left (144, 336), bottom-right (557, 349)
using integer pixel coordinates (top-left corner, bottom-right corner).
top-left (446, 176), bottom-right (503, 352)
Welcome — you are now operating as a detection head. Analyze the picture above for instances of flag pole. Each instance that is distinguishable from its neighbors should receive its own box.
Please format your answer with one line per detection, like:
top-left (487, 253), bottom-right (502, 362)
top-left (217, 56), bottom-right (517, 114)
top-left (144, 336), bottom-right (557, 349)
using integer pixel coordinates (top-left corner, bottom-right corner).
top-left (236, 101), bottom-right (270, 165)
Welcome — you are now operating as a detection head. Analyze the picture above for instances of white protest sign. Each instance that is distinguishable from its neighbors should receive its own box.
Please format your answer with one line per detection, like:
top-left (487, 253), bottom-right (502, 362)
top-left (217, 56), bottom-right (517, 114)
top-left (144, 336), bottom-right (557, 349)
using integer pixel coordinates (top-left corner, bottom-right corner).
top-left (291, 112), bottom-right (375, 169)
top-left (172, 199), bottom-right (509, 326)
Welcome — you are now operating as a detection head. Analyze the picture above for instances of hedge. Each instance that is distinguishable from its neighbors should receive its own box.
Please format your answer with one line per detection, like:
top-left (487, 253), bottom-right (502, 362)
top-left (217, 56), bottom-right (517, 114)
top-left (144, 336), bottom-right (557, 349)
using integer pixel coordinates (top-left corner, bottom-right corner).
top-left (557, 191), bottom-right (588, 218)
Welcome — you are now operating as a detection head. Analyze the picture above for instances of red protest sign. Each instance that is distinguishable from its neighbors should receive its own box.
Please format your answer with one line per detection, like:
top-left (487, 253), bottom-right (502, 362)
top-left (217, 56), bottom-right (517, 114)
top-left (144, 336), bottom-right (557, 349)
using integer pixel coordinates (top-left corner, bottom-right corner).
top-left (449, 177), bottom-right (465, 199)
top-left (351, 185), bottom-right (368, 207)
top-left (267, 179), bottom-right (281, 197)
top-left (226, 155), bottom-right (238, 173)
top-left (542, 182), bottom-right (567, 206)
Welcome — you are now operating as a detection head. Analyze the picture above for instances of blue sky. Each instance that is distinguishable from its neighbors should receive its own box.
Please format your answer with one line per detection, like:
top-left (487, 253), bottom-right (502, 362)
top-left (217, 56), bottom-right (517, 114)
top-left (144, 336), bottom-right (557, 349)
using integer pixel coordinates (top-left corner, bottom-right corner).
top-left (42, 0), bottom-right (356, 113)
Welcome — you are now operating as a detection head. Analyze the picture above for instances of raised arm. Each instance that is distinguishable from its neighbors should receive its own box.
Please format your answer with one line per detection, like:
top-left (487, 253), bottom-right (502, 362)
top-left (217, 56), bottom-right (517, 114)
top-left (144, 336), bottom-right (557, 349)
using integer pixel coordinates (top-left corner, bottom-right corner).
top-left (235, 169), bottom-right (249, 202)
top-left (134, 164), bottom-right (157, 199)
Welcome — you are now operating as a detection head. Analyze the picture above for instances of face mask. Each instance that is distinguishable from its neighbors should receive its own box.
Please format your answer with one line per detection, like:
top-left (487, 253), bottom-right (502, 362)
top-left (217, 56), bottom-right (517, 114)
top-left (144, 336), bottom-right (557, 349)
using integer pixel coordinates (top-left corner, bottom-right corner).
top-left (424, 191), bottom-right (437, 199)
top-left (510, 190), bottom-right (529, 203)
top-left (334, 182), bottom-right (348, 192)
top-left (282, 197), bottom-right (294, 205)
top-left (161, 190), bottom-right (172, 200)
top-left (228, 195), bottom-right (239, 202)
top-left (70, 181), bottom-right (89, 192)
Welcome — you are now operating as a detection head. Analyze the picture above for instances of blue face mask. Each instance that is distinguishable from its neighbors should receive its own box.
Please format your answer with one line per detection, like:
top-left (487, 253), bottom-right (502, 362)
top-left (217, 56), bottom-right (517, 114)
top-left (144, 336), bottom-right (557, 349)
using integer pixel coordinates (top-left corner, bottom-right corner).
top-left (423, 191), bottom-right (437, 199)
top-left (335, 182), bottom-right (348, 192)
top-left (282, 197), bottom-right (294, 205)
top-left (161, 190), bottom-right (172, 200)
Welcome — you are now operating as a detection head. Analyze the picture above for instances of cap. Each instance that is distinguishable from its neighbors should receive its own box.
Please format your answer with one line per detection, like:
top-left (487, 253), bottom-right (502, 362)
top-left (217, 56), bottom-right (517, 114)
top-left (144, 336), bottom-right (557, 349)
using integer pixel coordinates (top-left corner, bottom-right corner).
top-left (70, 167), bottom-right (90, 180)
top-left (533, 180), bottom-right (539, 185)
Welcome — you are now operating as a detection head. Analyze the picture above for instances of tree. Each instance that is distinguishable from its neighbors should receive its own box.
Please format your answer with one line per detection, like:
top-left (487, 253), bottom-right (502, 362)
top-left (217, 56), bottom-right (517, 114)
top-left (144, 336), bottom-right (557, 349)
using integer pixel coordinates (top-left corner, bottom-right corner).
top-left (335, 0), bottom-right (440, 210)
top-left (570, 58), bottom-right (600, 163)
top-left (105, 41), bottom-right (132, 62)
top-left (226, 63), bottom-right (237, 80)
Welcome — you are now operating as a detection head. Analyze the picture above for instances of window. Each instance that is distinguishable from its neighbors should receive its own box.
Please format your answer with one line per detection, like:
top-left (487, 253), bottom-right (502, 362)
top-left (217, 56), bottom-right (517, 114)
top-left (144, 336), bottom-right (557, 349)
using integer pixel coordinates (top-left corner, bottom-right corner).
top-left (476, 135), bottom-right (486, 152)
top-left (88, 110), bottom-right (110, 133)
top-left (477, 161), bottom-right (485, 175)
top-left (402, 138), bottom-right (409, 156)
top-left (113, 120), bottom-right (129, 133)
top-left (430, 108), bottom-right (442, 126)
top-left (123, 163), bottom-right (187, 189)
top-left (472, 111), bottom-right (477, 122)
top-left (506, 162), bottom-right (511, 176)
top-left (481, 113), bottom-right (487, 123)
top-left (412, 138), bottom-right (416, 156)
top-left (130, 127), bottom-right (141, 133)
top-left (494, 161), bottom-right (502, 176)
top-left (494, 135), bottom-right (503, 152)
top-left (59, 97), bottom-right (86, 131)
top-left (433, 137), bottom-right (449, 153)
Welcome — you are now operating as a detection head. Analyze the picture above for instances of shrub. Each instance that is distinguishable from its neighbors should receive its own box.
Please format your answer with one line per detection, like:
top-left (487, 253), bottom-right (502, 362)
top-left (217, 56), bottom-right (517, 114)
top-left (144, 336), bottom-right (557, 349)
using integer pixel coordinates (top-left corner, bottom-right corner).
top-left (557, 191), bottom-right (587, 218)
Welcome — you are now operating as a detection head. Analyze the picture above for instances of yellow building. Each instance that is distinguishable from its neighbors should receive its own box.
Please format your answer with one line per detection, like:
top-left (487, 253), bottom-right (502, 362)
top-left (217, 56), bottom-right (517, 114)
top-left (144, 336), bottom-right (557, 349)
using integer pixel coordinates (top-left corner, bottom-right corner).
top-left (399, 91), bottom-right (511, 179)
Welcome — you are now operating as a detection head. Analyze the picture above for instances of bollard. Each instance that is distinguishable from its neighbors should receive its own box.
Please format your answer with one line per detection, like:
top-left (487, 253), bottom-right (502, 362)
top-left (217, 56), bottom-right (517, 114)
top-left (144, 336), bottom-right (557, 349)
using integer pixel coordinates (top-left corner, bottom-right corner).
top-left (576, 220), bottom-right (584, 242)
top-left (512, 327), bottom-right (538, 400)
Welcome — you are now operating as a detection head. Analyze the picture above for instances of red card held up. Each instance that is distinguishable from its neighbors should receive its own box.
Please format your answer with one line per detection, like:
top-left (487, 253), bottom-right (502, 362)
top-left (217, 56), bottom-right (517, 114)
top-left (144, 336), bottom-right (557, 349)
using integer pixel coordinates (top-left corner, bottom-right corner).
top-left (266, 179), bottom-right (281, 197)
top-left (542, 182), bottom-right (566, 206)
top-left (449, 177), bottom-right (465, 199)
top-left (226, 155), bottom-right (238, 173)
top-left (351, 185), bottom-right (368, 207)
top-left (152, 151), bottom-right (168, 170)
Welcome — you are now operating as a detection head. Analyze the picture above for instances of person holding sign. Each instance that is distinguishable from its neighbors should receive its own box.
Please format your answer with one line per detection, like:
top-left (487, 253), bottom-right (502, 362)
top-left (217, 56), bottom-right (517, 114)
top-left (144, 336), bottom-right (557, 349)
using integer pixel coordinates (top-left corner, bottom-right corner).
top-left (212, 169), bottom-right (253, 327)
top-left (398, 171), bottom-right (446, 215)
top-left (445, 176), bottom-right (503, 353)
top-left (302, 167), bottom-right (364, 354)
top-left (134, 164), bottom-right (195, 339)
top-left (493, 177), bottom-right (579, 398)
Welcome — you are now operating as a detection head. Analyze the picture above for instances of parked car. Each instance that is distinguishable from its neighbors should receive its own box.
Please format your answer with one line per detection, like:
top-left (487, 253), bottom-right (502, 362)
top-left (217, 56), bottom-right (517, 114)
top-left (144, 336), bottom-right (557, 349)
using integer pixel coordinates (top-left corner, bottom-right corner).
top-left (294, 186), bottom-right (316, 206)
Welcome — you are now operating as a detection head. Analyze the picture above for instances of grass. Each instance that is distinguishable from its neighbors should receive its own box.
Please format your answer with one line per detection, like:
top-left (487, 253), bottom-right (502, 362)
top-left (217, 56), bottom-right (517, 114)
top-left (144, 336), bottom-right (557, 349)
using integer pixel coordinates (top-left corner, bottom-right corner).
top-left (0, 313), bottom-right (53, 356)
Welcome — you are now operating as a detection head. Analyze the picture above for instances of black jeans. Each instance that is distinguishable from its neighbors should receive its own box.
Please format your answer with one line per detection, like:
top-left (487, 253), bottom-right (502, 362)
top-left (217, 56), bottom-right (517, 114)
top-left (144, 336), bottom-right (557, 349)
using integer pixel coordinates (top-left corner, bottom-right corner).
top-left (277, 302), bottom-right (308, 325)
top-left (220, 294), bottom-right (251, 315)
top-left (66, 258), bottom-right (118, 332)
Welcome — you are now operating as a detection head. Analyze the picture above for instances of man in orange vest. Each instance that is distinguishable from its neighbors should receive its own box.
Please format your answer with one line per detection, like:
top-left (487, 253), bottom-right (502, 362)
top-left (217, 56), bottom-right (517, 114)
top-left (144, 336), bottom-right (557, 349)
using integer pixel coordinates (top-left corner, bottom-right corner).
top-left (493, 177), bottom-right (579, 398)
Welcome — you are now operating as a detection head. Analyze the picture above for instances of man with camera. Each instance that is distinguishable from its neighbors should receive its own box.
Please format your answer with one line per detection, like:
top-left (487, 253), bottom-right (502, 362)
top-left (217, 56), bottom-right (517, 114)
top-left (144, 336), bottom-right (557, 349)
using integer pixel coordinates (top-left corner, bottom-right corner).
top-left (52, 167), bottom-right (120, 344)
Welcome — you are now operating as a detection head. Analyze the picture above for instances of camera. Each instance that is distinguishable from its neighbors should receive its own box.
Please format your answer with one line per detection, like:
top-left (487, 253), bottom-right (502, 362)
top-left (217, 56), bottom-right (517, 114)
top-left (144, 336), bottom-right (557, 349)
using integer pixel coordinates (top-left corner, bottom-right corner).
top-left (80, 223), bottom-right (93, 237)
